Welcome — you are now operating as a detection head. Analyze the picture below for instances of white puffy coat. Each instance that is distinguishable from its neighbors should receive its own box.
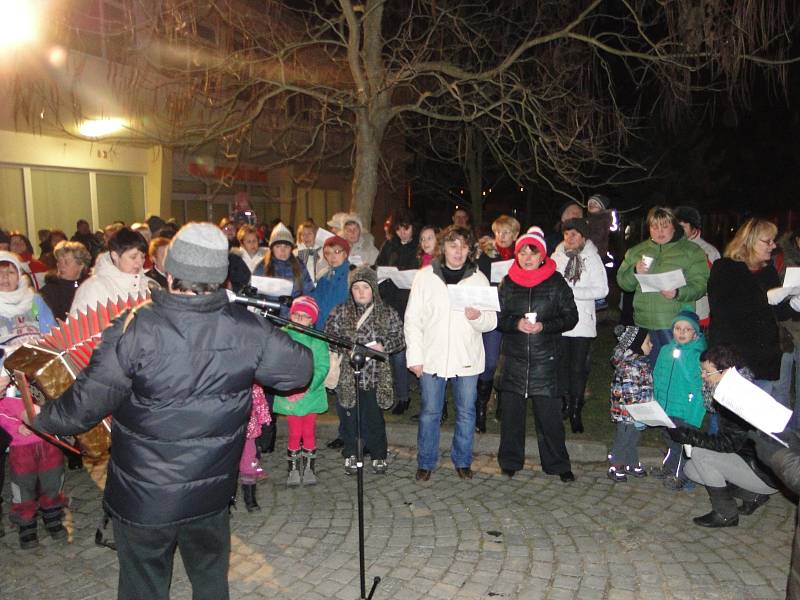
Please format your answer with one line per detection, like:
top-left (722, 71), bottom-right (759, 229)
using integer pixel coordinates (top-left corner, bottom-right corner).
top-left (404, 261), bottom-right (497, 378)
top-left (552, 239), bottom-right (608, 338)
top-left (70, 252), bottom-right (155, 315)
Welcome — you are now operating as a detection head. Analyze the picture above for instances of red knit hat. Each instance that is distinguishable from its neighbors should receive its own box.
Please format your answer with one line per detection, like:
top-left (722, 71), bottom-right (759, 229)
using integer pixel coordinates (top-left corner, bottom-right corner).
top-left (323, 235), bottom-right (350, 255)
top-left (515, 228), bottom-right (547, 256)
top-left (290, 295), bottom-right (320, 324)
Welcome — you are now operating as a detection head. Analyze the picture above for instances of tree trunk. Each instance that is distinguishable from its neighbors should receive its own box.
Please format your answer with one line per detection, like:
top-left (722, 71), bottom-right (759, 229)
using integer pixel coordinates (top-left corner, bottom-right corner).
top-left (465, 127), bottom-right (484, 229)
top-left (351, 112), bottom-right (381, 229)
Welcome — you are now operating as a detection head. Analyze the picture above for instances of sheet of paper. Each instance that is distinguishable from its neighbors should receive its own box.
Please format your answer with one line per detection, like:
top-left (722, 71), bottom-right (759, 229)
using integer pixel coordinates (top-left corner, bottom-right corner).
top-left (784, 267), bottom-right (800, 288)
top-left (349, 255), bottom-right (364, 267)
top-left (389, 269), bottom-right (418, 290)
top-left (377, 266), bottom-right (398, 283)
top-left (447, 285), bottom-right (500, 312)
top-left (623, 401), bottom-right (677, 428)
top-left (713, 367), bottom-right (791, 446)
top-left (634, 269), bottom-right (687, 293)
top-left (314, 228), bottom-right (334, 247)
top-left (490, 259), bottom-right (513, 283)
top-left (250, 275), bottom-right (294, 297)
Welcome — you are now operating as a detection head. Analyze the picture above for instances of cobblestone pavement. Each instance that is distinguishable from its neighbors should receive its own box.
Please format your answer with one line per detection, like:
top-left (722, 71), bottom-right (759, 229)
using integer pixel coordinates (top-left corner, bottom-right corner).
top-left (1, 431), bottom-right (795, 600)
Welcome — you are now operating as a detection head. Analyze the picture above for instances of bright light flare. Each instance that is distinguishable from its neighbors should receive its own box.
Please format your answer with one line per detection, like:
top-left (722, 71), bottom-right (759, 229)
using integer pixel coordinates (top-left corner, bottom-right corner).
top-left (0, 0), bottom-right (39, 50)
top-left (48, 45), bottom-right (66, 67)
top-left (78, 118), bottom-right (125, 138)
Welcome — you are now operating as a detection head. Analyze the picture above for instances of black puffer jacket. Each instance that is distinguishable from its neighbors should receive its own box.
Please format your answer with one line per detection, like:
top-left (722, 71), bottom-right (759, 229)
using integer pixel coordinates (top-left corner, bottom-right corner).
top-left (669, 406), bottom-right (778, 489)
top-left (34, 288), bottom-right (312, 526)
top-left (494, 272), bottom-right (578, 397)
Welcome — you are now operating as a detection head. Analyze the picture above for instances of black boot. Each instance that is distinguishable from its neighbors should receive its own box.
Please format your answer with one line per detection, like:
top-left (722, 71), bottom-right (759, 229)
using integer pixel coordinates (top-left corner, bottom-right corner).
top-left (569, 396), bottom-right (584, 434)
top-left (18, 520), bottom-right (38, 549)
top-left (391, 399), bottom-right (409, 415)
top-left (241, 484), bottom-right (261, 512)
top-left (475, 380), bottom-right (492, 433)
top-left (41, 506), bottom-right (68, 541)
top-left (693, 486), bottom-right (738, 527)
top-left (736, 489), bottom-right (771, 515)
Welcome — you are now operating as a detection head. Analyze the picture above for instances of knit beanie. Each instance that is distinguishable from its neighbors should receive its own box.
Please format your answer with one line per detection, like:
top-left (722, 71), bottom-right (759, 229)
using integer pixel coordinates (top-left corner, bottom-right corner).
top-left (587, 194), bottom-right (609, 211)
top-left (614, 325), bottom-right (649, 355)
top-left (515, 229), bottom-right (547, 256)
top-left (324, 235), bottom-right (350, 255)
top-left (165, 222), bottom-right (230, 284)
top-left (673, 206), bottom-right (702, 230)
top-left (290, 295), bottom-right (319, 324)
top-left (562, 218), bottom-right (589, 238)
top-left (269, 223), bottom-right (295, 248)
top-left (672, 310), bottom-right (701, 334)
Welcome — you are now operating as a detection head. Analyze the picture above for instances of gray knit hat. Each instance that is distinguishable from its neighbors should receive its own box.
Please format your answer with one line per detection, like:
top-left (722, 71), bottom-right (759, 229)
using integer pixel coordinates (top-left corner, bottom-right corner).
top-left (165, 222), bottom-right (230, 284)
top-left (269, 222), bottom-right (294, 248)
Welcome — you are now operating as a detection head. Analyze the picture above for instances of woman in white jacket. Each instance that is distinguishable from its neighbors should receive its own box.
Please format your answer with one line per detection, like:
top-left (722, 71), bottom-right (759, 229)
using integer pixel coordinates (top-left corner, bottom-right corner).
top-left (551, 218), bottom-right (609, 433)
top-left (405, 226), bottom-right (497, 482)
top-left (70, 228), bottom-right (155, 315)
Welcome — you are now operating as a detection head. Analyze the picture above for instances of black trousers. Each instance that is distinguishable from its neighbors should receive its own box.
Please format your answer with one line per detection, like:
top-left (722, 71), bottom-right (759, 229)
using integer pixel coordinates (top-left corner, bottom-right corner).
top-left (557, 336), bottom-right (593, 402)
top-left (498, 391), bottom-right (571, 474)
top-left (113, 508), bottom-right (231, 600)
top-left (341, 389), bottom-right (387, 460)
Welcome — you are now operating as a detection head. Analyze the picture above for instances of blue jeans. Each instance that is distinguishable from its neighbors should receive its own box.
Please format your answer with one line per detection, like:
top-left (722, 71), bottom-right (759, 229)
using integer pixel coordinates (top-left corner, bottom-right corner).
top-left (417, 373), bottom-right (478, 470)
top-left (479, 329), bottom-right (502, 383)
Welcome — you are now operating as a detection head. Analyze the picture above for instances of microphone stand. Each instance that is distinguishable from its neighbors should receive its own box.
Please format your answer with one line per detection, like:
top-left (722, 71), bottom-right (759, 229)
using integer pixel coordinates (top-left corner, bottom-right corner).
top-left (230, 294), bottom-right (383, 599)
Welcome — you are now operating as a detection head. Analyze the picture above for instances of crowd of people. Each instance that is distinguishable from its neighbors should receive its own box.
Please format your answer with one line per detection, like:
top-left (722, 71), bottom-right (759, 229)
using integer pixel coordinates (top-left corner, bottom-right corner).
top-left (1, 196), bottom-right (800, 598)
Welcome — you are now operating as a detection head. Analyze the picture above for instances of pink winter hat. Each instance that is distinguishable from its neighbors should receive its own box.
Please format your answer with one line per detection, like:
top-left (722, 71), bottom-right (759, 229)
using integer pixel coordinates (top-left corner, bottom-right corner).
top-left (515, 229), bottom-right (547, 256)
top-left (290, 295), bottom-right (319, 324)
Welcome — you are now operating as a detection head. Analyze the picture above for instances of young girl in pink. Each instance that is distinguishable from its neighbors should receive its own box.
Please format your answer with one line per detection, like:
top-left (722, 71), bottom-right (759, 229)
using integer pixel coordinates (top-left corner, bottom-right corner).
top-left (239, 384), bottom-right (271, 512)
top-left (0, 393), bottom-right (67, 548)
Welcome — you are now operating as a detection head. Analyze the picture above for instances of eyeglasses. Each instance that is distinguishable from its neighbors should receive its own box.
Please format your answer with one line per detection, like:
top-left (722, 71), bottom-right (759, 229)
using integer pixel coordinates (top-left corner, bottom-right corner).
top-left (701, 368), bottom-right (723, 377)
top-left (759, 238), bottom-right (776, 246)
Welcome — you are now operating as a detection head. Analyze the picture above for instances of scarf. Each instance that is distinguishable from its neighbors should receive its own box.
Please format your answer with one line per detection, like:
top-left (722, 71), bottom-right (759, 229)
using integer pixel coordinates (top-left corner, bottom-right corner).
top-left (563, 246), bottom-right (585, 284)
top-left (508, 256), bottom-right (557, 288)
top-left (0, 283), bottom-right (35, 319)
top-left (496, 244), bottom-right (514, 261)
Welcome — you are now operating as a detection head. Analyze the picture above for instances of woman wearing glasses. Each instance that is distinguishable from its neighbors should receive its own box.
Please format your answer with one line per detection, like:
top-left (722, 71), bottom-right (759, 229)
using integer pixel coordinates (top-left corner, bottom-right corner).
top-left (665, 345), bottom-right (778, 528)
top-left (708, 218), bottom-right (800, 400)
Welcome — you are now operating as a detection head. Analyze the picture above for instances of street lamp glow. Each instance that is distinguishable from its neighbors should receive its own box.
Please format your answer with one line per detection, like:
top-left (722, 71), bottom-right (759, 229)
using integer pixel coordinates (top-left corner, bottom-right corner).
top-left (0, 0), bottom-right (38, 49)
top-left (78, 118), bottom-right (125, 138)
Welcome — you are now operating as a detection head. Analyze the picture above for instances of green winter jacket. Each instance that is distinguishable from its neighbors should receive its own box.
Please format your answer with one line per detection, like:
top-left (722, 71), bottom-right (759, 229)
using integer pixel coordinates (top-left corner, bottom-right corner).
top-left (617, 234), bottom-right (709, 330)
top-left (273, 328), bottom-right (330, 416)
top-left (653, 335), bottom-right (707, 428)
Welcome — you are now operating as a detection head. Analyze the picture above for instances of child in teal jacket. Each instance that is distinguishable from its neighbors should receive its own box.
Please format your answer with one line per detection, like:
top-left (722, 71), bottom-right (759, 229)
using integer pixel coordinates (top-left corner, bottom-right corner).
top-left (653, 310), bottom-right (707, 489)
top-left (273, 296), bottom-right (330, 486)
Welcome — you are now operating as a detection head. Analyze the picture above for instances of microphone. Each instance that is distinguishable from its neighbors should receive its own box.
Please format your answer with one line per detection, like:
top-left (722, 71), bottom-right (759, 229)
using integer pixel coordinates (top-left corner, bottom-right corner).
top-left (225, 290), bottom-right (283, 312)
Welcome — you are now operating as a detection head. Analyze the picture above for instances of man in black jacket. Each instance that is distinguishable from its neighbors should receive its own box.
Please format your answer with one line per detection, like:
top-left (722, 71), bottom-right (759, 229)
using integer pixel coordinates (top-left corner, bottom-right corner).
top-left (31, 222), bottom-right (313, 600)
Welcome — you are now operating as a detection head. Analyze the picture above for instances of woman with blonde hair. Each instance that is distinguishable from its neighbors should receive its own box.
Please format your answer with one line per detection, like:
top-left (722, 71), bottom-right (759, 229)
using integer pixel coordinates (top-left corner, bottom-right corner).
top-left (708, 218), bottom-right (800, 398)
top-left (40, 241), bottom-right (91, 321)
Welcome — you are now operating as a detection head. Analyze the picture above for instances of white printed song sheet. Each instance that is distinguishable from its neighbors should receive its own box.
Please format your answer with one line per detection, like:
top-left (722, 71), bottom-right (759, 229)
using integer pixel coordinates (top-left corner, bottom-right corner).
top-left (713, 367), bottom-right (791, 446)
top-left (490, 259), bottom-right (514, 283)
top-left (634, 269), bottom-right (687, 293)
top-left (623, 401), bottom-right (677, 428)
top-left (377, 267), bottom-right (418, 290)
top-left (250, 275), bottom-right (294, 297)
top-left (447, 285), bottom-right (500, 312)
top-left (784, 267), bottom-right (800, 288)
top-left (314, 228), bottom-right (335, 247)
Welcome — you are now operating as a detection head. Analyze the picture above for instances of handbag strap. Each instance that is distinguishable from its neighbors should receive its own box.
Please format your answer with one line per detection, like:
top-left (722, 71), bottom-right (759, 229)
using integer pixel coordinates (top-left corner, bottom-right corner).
top-left (355, 304), bottom-right (374, 331)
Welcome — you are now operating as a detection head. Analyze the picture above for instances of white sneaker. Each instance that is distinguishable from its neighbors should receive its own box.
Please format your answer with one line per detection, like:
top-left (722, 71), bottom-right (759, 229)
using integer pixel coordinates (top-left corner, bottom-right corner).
top-left (344, 455), bottom-right (358, 475)
top-left (372, 459), bottom-right (387, 474)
